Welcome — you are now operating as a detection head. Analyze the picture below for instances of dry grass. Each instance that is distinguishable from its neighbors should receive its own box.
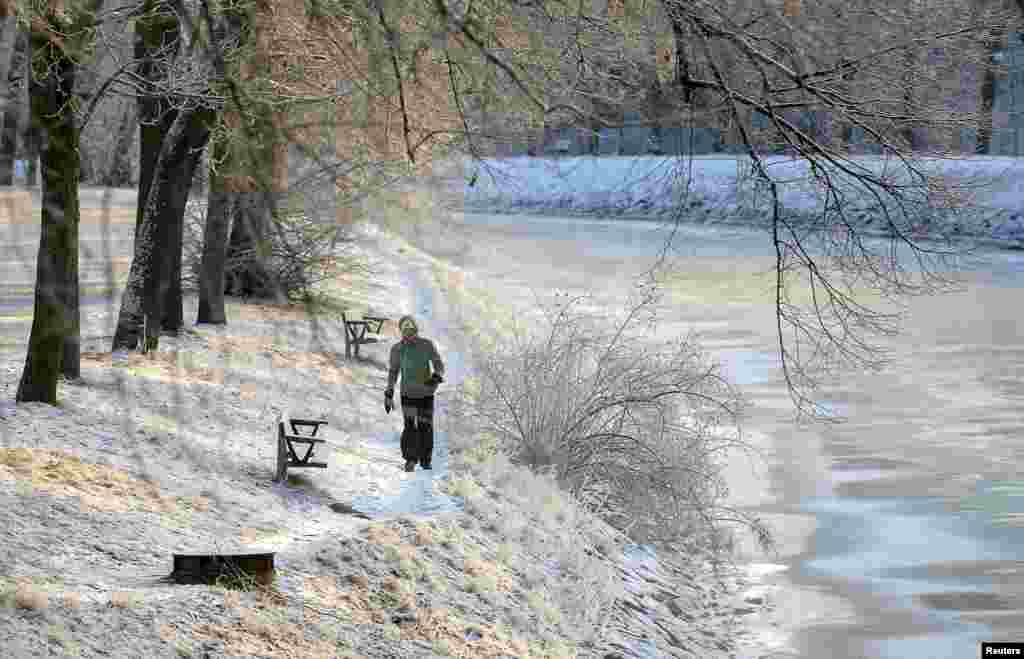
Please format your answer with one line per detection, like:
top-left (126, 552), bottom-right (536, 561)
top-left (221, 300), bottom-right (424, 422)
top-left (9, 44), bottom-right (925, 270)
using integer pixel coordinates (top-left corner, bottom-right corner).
top-left (301, 574), bottom-right (376, 625)
top-left (45, 622), bottom-right (79, 656)
top-left (80, 350), bottom-right (225, 387)
top-left (62, 591), bottom-right (81, 610)
top-left (80, 208), bottom-right (138, 224)
top-left (110, 591), bottom-right (139, 608)
top-left (222, 590), bottom-right (242, 610)
top-left (446, 474), bottom-right (483, 499)
top-left (413, 523), bottom-right (433, 546)
top-left (383, 543), bottom-right (418, 562)
top-left (239, 526), bottom-right (285, 545)
top-left (526, 589), bottom-right (562, 626)
top-left (397, 606), bottom-right (573, 659)
top-left (82, 333), bottom-right (361, 389)
top-left (365, 524), bottom-right (402, 547)
top-left (192, 605), bottom-right (347, 659)
top-left (0, 448), bottom-right (183, 514)
top-left (202, 335), bottom-right (274, 354)
top-left (0, 191), bottom-right (33, 224)
top-left (440, 448), bottom-right (621, 647)
top-left (495, 542), bottom-right (514, 566)
top-left (463, 556), bottom-right (514, 593)
top-left (236, 303), bottom-right (316, 322)
top-left (433, 520), bottom-right (465, 548)
top-left (269, 351), bottom-right (359, 386)
top-left (14, 584), bottom-right (48, 611)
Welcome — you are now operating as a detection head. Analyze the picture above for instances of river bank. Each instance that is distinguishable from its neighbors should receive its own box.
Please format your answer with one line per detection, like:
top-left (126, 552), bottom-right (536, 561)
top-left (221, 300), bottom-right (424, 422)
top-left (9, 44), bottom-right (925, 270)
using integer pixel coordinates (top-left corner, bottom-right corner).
top-left (0, 192), bottom-right (766, 657)
top-left (385, 191), bottom-right (1024, 659)
top-left (454, 155), bottom-right (1024, 251)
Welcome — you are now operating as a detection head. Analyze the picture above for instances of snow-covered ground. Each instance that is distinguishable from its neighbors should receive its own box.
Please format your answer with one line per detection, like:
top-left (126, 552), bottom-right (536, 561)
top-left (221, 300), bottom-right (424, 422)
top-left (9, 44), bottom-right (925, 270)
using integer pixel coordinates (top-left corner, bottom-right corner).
top-left (458, 155), bottom-right (1024, 246)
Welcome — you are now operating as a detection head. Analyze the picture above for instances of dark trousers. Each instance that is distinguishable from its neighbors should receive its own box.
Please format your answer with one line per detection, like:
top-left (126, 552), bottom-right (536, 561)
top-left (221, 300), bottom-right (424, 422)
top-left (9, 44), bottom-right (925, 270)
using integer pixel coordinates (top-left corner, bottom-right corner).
top-left (400, 395), bottom-right (434, 466)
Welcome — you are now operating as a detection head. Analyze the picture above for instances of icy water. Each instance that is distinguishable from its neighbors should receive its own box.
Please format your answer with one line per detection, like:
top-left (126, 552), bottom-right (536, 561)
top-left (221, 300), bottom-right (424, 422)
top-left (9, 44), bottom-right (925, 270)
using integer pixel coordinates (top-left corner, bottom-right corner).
top-left (418, 211), bottom-right (1024, 659)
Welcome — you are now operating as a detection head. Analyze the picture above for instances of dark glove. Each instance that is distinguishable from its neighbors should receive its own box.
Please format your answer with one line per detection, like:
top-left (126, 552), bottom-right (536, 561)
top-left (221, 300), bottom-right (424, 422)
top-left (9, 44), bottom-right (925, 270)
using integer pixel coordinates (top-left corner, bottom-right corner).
top-left (427, 373), bottom-right (444, 387)
top-left (384, 390), bottom-right (394, 414)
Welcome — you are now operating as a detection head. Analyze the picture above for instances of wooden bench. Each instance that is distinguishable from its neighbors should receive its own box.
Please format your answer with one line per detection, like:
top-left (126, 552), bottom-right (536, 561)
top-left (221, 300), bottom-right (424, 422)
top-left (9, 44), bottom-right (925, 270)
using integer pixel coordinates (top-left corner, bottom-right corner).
top-left (275, 411), bottom-right (329, 483)
top-left (341, 311), bottom-right (387, 358)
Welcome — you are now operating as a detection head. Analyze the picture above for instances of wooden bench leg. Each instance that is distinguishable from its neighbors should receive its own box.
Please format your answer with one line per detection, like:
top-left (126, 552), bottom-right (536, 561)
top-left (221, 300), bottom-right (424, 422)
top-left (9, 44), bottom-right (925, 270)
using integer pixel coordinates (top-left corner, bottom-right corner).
top-left (275, 434), bottom-right (288, 483)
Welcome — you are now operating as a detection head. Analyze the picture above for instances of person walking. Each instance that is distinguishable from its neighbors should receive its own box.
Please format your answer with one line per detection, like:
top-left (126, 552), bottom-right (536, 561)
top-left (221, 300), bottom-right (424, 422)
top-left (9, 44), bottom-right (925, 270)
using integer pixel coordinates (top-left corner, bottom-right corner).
top-left (385, 315), bottom-right (444, 472)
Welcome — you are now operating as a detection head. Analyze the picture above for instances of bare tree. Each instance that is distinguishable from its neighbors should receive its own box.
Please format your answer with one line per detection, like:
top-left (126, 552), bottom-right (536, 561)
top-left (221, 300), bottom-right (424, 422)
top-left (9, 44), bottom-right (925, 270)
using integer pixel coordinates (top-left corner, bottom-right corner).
top-left (429, 0), bottom-right (1019, 418)
top-left (17, 2), bottom-right (91, 402)
top-left (113, 102), bottom-right (209, 351)
top-left (111, 0), bottom-right (228, 349)
top-left (129, 0), bottom-right (212, 335)
top-left (976, 21), bottom-right (1006, 154)
top-left (0, 4), bottom-right (20, 185)
top-left (162, 109), bottom-right (212, 331)
top-left (195, 133), bottom-right (234, 324)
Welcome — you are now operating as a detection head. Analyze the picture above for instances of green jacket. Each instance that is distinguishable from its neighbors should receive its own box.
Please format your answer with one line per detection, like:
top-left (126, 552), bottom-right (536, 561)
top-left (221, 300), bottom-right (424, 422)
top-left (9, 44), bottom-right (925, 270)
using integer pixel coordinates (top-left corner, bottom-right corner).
top-left (388, 337), bottom-right (444, 398)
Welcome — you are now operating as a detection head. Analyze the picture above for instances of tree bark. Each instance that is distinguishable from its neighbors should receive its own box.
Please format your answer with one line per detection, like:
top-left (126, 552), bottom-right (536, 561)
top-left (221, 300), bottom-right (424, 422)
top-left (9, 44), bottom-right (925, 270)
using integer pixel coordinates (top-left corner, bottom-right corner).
top-left (161, 109), bottom-right (212, 333)
top-left (17, 19), bottom-right (80, 402)
top-left (0, 14), bottom-right (15, 87)
top-left (222, 4), bottom-right (286, 304)
top-left (112, 108), bottom-right (195, 352)
top-left (100, 103), bottom-right (137, 187)
top-left (670, 17), bottom-right (694, 107)
top-left (977, 26), bottom-right (1005, 155)
top-left (0, 17), bottom-right (20, 185)
top-left (226, 189), bottom-right (278, 300)
top-left (17, 30), bottom-right (38, 187)
top-left (134, 6), bottom-right (178, 242)
top-left (901, 45), bottom-right (924, 152)
top-left (197, 135), bottom-right (234, 325)
top-left (0, 92), bottom-right (14, 184)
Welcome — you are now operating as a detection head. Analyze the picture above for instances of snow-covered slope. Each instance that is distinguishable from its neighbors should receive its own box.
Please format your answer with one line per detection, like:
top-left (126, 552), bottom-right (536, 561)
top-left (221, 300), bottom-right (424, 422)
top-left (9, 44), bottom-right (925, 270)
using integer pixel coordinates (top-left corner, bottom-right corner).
top-left (458, 155), bottom-right (1024, 246)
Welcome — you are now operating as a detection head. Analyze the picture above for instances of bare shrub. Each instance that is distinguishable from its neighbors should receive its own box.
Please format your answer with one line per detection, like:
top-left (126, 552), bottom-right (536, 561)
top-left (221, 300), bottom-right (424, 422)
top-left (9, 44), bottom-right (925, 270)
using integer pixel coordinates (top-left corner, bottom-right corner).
top-left (182, 197), bottom-right (366, 301)
top-left (451, 291), bottom-right (773, 553)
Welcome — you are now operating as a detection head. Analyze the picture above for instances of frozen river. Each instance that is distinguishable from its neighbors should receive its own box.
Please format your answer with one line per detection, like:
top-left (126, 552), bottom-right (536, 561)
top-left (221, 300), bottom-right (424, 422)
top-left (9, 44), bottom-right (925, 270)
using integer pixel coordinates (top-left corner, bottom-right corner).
top-left (418, 210), bottom-right (1024, 659)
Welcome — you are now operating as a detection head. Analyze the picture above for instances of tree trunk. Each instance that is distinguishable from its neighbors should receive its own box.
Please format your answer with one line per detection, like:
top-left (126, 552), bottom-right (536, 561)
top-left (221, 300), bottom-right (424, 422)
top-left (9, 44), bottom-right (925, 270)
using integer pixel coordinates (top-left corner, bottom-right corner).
top-left (226, 190), bottom-right (278, 300)
top-left (112, 108), bottom-right (195, 352)
top-left (17, 30), bottom-right (38, 187)
top-left (101, 103), bottom-right (137, 187)
top-left (197, 136), bottom-right (234, 325)
top-left (670, 18), bottom-right (694, 107)
top-left (977, 27), bottom-right (1005, 155)
top-left (0, 17), bottom-right (20, 185)
top-left (901, 46), bottom-right (919, 151)
top-left (0, 95), bottom-right (14, 184)
top-left (134, 6), bottom-right (178, 241)
top-left (161, 109), bottom-right (212, 333)
top-left (223, 107), bottom-right (281, 302)
top-left (0, 15), bottom-right (15, 93)
top-left (17, 21), bottom-right (80, 402)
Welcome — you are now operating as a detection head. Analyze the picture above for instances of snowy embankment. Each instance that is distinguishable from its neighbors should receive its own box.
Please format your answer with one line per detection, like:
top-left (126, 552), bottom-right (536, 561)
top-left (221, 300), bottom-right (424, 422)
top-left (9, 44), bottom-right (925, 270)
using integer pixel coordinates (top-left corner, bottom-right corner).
top-left (457, 155), bottom-right (1024, 247)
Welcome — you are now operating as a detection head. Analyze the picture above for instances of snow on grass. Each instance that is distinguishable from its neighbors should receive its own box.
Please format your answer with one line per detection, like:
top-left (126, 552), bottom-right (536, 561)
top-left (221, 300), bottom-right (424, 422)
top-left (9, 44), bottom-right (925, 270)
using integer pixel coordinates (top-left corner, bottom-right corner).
top-left (459, 155), bottom-right (1024, 244)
